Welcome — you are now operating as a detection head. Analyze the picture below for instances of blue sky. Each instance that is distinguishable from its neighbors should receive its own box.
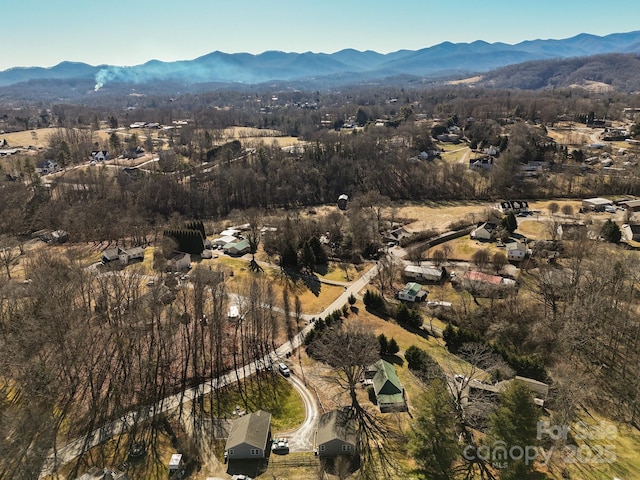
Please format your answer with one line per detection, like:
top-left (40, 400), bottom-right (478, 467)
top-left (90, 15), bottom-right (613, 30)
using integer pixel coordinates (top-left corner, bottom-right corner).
top-left (2, 0), bottom-right (638, 71)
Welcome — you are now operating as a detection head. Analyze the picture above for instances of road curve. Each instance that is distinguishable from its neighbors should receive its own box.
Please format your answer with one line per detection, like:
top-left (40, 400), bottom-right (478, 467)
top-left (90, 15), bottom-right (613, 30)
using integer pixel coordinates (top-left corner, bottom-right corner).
top-left (39, 263), bottom-right (379, 477)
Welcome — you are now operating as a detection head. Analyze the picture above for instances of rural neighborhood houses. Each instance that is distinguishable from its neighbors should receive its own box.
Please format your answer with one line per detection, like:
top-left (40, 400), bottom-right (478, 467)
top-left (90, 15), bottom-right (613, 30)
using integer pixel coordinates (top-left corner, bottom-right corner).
top-left (225, 410), bottom-right (272, 461)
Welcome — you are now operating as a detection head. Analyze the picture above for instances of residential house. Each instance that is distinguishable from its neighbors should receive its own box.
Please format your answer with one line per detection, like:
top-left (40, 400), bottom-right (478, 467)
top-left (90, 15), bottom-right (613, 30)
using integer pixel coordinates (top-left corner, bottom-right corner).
top-left (460, 270), bottom-right (516, 298)
top-left (469, 156), bottom-right (494, 170)
top-left (316, 408), bottom-right (357, 458)
top-left (101, 247), bottom-right (145, 266)
top-left (623, 224), bottom-right (640, 242)
top-left (369, 359), bottom-right (407, 413)
top-left (119, 247), bottom-right (145, 265)
top-left (494, 200), bottom-right (530, 215)
top-left (169, 252), bottom-right (191, 271)
top-left (470, 222), bottom-right (497, 241)
top-left (403, 264), bottom-right (445, 283)
top-left (505, 241), bottom-right (527, 262)
top-left (397, 282), bottom-right (427, 302)
top-left (225, 410), bottom-right (272, 460)
top-left (90, 150), bottom-right (109, 162)
top-left (384, 227), bottom-right (412, 245)
top-left (224, 239), bottom-right (251, 256)
top-left (36, 159), bottom-right (59, 175)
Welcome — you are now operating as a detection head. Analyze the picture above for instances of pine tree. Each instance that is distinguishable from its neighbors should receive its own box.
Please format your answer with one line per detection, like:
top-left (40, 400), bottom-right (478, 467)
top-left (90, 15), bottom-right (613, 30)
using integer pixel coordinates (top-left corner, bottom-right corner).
top-left (486, 380), bottom-right (540, 479)
top-left (409, 378), bottom-right (460, 480)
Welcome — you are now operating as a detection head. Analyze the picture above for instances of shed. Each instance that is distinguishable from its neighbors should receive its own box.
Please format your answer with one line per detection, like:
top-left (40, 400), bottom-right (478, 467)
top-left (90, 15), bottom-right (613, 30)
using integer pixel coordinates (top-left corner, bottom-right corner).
top-left (618, 199), bottom-right (640, 212)
top-left (168, 453), bottom-right (184, 473)
top-left (317, 408), bottom-right (357, 458)
top-left (225, 410), bottom-right (272, 460)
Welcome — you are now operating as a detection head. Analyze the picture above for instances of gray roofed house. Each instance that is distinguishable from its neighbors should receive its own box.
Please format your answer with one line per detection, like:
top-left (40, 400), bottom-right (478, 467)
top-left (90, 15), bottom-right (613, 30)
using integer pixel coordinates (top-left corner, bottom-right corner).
top-left (316, 408), bottom-right (357, 458)
top-left (623, 223), bottom-right (640, 242)
top-left (370, 360), bottom-right (407, 413)
top-left (225, 410), bottom-right (272, 460)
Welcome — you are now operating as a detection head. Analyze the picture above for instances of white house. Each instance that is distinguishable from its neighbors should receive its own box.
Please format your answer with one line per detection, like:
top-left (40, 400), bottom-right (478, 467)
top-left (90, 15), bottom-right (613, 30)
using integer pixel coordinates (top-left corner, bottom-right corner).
top-left (470, 222), bottom-right (497, 241)
top-left (397, 282), bottom-right (427, 302)
top-left (36, 159), bottom-right (59, 175)
top-left (622, 224), bottom-right (640, 242)
top-left (90, 150), bottom-right (109, 162)
top-left (169, 252), bottom-right (191, 271)
top-left (505, 241), bottom-right (527, 261)
top-left (404, 265), bottom-right (445, 283)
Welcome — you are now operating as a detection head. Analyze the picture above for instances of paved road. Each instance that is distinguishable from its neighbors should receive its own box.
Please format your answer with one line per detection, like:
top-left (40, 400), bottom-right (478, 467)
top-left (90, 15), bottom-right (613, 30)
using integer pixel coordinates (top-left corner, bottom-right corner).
top-left (39, 262), bottom-right (379, 477)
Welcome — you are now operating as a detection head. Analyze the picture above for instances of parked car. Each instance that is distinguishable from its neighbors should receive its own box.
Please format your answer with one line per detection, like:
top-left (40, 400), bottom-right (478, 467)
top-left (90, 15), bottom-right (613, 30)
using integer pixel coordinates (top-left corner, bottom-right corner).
top-left (278, 363), bottom-right (290, 377)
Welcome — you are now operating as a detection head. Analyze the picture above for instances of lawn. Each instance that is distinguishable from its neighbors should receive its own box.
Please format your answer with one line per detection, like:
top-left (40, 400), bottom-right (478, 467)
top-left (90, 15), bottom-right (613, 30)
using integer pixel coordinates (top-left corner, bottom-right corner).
top-left (202, 373), bottom-right (305, 432)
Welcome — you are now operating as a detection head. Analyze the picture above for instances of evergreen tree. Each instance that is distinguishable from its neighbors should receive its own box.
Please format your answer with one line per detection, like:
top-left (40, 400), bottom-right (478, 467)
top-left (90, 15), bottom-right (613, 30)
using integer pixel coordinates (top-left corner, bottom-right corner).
top-left (378, 334), bottom-right (388, 355)
top-left (409, 378), bottom-right (460, 480)
top-left (486, 380), bottom-right (540, 479)
top-left (601, 218), bottom-right (621, 243)
top-left (387, 338), bottom-right (399, 355)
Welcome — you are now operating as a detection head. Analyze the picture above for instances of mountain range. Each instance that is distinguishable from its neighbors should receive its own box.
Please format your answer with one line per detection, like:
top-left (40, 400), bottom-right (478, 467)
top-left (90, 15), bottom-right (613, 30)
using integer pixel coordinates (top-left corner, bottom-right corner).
top-left (1, 30), bottom-right (640, 93)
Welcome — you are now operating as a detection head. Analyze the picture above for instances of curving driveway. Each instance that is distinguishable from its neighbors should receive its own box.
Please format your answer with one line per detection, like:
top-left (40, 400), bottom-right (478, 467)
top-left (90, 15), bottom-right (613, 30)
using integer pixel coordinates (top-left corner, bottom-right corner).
top-left (280, 373), bottom-right (319, 452)
top-left (39, 263), bottom-right (379, 477)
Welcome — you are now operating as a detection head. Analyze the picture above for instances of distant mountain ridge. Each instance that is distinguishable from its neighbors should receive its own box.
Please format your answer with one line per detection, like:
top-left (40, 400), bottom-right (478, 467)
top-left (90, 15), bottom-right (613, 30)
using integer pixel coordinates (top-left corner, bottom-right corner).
top-left (1, 30), bottom-right (640, 91)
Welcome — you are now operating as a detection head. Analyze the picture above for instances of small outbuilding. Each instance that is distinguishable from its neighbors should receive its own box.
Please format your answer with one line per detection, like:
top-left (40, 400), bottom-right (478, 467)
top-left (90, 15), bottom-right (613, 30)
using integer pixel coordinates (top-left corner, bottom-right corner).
top-left (337, 194), bottom-right (349, 210)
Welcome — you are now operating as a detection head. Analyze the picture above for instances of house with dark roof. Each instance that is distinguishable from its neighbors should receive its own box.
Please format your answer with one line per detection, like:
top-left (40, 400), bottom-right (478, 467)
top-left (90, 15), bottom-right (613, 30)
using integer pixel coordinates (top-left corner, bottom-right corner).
top-left (101, 246), bottom-right (145, 266)
top-left (316, 408), bottom-right (357, 458)
top-left (225, 410), bottom-right (272, 460)
top-left (623, 223), bottom-right (640, 242)
top-left (369, 360), bottom-right (407, 413)
top-left (36, 159), bottom-right (59, 175)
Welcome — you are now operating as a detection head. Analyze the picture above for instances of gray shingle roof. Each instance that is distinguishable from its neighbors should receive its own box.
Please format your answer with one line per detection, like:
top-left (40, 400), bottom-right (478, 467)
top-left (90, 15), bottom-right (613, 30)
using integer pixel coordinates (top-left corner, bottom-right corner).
top-left (225, 410), bottom-right (271, 450)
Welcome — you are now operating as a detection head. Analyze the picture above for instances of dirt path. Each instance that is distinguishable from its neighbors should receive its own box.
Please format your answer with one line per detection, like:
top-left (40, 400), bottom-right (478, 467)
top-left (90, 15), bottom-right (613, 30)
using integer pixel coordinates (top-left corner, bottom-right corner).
top-left (279, 373), bottom-right (320, 453)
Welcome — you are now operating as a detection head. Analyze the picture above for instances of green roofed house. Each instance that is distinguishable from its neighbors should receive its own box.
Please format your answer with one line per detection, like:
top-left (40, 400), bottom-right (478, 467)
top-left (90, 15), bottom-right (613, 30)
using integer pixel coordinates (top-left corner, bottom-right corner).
top-left (397, 282), bottom-right (427, 302)
top-left (223, 238), bottom-right (251, 256)
top-left (225, 410), bottom-right (272, 460)
top-left (316, 408), bottom-right (358, 458)
top-left (370, 359), bottom-right (407, 413)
